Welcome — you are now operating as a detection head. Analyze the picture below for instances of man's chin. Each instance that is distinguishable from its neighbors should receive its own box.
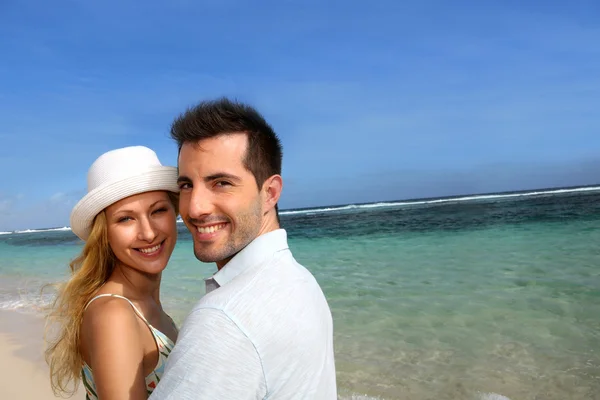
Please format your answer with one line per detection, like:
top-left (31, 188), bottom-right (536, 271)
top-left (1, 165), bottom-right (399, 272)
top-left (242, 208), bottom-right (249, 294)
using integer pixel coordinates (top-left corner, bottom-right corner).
top-left (194, 253), bottom-right (217, 263)
top-left (193, 247), bottom-right (232, 264)
top-left (193, 238), bottom-right (249, 266)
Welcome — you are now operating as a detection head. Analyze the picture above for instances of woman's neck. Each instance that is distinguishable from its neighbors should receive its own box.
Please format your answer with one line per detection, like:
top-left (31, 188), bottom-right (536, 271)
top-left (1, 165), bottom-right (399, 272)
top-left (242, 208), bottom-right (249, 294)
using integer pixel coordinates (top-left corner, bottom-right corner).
top-left (107, 263), bottom-right (162, 304)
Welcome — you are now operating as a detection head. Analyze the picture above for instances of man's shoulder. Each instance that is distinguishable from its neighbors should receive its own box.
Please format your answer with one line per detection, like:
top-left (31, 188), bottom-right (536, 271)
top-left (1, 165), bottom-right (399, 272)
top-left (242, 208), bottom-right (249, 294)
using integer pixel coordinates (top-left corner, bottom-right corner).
top-left (190, 249), bottom-right (328, 315)
top-left (269, 250), bottom-right (325, 289)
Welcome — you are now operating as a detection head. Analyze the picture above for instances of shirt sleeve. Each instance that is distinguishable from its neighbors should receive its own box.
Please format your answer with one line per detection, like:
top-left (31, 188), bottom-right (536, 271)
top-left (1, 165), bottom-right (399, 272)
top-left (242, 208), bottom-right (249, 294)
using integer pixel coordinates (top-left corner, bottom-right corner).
top-left (148, 307), bottom-right (267, 400)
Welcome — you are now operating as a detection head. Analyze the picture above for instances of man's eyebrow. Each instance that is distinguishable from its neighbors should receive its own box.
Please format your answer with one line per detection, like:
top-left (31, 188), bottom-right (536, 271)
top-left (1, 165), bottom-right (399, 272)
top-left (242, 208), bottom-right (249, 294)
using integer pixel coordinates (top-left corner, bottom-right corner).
top-left (204, 173), bottom-right (241, 182)
top-left (177, 175), bottom-right (192, 185)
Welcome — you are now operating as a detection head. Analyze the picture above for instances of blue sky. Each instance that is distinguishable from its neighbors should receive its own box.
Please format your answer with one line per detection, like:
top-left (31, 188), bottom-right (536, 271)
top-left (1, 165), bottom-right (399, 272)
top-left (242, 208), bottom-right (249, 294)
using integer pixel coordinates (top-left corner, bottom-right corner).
top-left (1, 0), bottom-right (599, 231)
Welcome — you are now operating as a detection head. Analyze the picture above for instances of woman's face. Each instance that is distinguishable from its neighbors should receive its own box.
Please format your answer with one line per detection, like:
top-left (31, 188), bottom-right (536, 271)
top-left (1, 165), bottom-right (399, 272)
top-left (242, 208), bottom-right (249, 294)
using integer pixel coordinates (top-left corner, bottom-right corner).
top-left (105, 191), bottom-right (177, 275)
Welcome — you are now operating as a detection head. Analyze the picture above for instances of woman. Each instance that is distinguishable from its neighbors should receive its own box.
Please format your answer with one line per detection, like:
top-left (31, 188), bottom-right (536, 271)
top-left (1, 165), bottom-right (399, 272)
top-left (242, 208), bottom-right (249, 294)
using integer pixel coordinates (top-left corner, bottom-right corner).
top-left (45, 146), bottom-right (180, 399)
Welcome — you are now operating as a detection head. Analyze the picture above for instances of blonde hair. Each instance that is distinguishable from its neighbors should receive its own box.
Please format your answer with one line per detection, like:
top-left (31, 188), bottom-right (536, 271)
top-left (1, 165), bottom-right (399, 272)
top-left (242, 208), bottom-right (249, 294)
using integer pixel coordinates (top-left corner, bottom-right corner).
top-left (44, 191), bottom-right (179, 397)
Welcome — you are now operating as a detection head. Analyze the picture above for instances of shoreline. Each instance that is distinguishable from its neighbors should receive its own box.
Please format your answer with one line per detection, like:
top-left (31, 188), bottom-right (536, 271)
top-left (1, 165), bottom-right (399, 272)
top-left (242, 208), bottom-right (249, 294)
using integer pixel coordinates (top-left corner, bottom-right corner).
top-left (0, 309), bottom-right (85, 399)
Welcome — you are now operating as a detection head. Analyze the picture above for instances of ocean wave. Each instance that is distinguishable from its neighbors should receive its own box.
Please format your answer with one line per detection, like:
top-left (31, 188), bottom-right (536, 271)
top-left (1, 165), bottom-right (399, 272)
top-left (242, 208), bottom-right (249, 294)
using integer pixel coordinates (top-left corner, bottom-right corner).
top-left (280, 186), bottom-right (600, 216)
top-left (477, 394), bottom-right (511, 400)
top-left (4, 186), bottom-right (600, 232)
top-left (280, 203), bottom-right (396, 216)
top-left (13, 226), bottom-right (71, 234)
top-left (336, 392), bottom-right (510, 400)
top-left (0, 293), bottom-right (53, 313)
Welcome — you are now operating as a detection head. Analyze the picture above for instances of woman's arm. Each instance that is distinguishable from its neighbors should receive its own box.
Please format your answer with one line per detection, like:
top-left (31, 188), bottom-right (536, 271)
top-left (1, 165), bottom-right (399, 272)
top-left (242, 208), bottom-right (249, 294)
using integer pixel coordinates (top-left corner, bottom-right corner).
top-left (81, 298), bottom-right (148, 400)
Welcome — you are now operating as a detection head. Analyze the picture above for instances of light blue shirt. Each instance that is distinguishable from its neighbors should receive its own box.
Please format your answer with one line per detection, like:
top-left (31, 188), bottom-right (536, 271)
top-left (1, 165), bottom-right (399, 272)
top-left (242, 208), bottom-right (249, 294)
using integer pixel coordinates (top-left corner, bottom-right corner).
top-left (149, 229), bottom-right (337, 399)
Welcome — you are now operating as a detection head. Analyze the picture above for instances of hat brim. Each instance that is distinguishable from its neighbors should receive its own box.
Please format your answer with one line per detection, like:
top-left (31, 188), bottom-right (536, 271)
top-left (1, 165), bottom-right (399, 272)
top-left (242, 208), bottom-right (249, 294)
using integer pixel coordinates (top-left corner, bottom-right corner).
top-left (70, 166), bottom-right (179, 241)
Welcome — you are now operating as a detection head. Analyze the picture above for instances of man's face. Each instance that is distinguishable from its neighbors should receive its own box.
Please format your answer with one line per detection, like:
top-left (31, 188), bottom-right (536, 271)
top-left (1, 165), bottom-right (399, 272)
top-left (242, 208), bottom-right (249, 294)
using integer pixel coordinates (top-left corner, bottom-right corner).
top-left (177, 134), bottom-right (264, 268)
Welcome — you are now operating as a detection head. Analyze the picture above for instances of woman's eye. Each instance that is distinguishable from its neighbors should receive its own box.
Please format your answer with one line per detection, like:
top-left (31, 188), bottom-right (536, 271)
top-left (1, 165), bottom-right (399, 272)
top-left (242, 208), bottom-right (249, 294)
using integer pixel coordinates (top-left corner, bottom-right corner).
top-left (153, 207), bottom-right (167, 214)
top-left (118, 216), bottom-right (132, 223)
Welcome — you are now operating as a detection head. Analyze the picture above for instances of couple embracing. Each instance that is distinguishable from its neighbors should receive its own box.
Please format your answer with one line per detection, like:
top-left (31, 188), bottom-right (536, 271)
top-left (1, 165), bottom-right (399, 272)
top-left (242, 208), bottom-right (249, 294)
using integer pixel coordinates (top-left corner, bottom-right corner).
top-left (45, 98), bottom-right (337, 399)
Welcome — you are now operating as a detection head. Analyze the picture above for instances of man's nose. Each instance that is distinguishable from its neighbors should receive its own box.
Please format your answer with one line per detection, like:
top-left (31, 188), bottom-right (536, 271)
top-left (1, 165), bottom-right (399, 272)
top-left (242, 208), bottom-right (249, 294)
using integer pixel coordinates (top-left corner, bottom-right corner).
top-left (186, 187), bottom-right (214, 220)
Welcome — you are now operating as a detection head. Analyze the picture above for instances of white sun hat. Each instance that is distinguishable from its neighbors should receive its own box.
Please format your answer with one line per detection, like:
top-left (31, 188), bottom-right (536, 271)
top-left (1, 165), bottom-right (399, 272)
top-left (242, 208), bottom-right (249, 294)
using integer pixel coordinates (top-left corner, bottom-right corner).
top-left (70, 146), bottom-right (179, 241)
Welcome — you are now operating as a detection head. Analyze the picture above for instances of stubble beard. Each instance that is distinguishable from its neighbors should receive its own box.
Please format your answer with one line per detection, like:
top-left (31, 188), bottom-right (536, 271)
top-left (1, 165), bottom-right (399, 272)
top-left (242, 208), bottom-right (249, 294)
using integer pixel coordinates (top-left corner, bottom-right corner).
top-left (193, 200), bottom-right (263, 264)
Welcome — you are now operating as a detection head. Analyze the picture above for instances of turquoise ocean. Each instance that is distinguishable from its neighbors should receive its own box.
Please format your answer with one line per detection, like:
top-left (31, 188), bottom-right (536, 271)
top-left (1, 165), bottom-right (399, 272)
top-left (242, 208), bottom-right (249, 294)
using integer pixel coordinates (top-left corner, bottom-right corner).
top-left (1, 187), bottom-right (599, 400)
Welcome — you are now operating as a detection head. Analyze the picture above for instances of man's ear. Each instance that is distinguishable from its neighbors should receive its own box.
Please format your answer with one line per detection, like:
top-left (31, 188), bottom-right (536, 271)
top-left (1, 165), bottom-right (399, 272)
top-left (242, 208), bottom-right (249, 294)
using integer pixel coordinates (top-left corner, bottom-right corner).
top-left (262, 174), bottom-right (283, 211)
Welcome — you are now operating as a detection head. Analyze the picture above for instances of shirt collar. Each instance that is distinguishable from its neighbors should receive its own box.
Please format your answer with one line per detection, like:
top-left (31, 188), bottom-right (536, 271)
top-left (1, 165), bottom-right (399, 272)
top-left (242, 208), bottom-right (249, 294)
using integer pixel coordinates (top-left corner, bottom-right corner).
top-left (205, 229), bottom-right (289, 291)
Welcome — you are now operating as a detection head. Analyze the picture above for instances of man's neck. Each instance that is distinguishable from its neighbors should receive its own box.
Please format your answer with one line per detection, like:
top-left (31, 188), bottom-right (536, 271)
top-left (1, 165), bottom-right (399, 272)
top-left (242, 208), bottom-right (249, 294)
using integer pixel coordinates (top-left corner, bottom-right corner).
top-left (216, 257), bottom-right (233, 271)
top-left (215, 220), bottom-right (280, 271)
top-left (257, 214), bottom-right (280, 238)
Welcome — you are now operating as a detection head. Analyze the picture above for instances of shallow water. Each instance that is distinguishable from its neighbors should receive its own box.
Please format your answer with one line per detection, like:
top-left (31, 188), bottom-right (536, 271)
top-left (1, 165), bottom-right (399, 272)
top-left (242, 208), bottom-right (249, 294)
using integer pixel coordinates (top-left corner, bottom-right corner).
top-left (1, 188), bottom-right (599, 399)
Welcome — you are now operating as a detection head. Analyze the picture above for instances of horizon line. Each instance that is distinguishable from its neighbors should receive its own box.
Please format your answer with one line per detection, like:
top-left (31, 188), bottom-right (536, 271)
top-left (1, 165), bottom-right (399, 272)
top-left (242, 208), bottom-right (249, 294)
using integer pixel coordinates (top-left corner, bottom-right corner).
top-left (2, 183), bottom-right (599, 234)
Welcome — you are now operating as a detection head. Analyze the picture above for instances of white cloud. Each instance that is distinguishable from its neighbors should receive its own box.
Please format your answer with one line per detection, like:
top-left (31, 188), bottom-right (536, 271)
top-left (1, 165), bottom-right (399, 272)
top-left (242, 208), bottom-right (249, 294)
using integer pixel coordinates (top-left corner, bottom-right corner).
top-left (49, 192), bottom-right (66, 202)
top-left (0, 199), bottom-right (12, 214)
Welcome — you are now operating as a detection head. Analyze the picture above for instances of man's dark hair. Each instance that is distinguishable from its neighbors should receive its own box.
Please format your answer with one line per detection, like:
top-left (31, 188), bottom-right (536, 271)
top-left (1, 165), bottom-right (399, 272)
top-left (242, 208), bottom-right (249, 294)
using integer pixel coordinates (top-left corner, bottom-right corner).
top-left (171, 97), bottom-right (283, 217)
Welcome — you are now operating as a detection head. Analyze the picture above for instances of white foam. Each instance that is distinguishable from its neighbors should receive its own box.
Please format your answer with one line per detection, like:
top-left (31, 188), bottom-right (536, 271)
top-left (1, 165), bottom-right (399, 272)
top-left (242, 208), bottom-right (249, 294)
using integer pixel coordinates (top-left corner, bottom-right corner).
top-left (0, 292), bottom-right (54, 312)
top-left (13, 226), bottom-right (71, 234)
top-left (477, 393), bottom-right (511, 400)
top-left (6, 185), bottom-right (600, 231)
top-left (280, 186), bottom-right (600, 216)
top-left (0, 298), bottom-right (35, 310)
top-left (337, 393), bottom-right (510, 400)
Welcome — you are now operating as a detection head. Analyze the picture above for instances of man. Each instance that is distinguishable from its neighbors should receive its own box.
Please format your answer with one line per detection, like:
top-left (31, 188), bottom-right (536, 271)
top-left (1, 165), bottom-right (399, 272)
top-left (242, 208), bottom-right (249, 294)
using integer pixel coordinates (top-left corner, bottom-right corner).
top-left (150, 98), bottom-right (337, 399)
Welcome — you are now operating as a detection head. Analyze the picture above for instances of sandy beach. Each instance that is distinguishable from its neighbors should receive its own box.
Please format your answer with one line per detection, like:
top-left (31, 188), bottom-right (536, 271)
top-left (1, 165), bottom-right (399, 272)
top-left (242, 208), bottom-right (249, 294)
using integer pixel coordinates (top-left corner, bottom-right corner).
top-left (0, 310), bottom-right (85, 400)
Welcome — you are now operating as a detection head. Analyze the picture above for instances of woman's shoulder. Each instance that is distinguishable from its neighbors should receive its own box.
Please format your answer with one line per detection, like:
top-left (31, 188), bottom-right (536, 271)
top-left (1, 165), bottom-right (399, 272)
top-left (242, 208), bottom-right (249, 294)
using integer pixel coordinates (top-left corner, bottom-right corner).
top-left (81, 294), bottom-right (143, 338)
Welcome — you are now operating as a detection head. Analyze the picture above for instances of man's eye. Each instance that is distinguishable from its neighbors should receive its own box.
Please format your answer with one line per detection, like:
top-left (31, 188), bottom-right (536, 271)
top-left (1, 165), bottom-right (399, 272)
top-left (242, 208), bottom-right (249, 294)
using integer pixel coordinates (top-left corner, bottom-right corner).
top-left (179, 183), bottom-right (192, 190)
top-left (216, 181), bottom-right (232, 187)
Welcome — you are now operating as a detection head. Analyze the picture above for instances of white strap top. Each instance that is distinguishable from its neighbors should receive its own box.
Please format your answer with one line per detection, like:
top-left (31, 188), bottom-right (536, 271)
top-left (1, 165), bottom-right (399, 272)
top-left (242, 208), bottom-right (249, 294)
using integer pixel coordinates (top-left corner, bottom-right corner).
top-left (81, 294), bottom-right (175, 399)
top-left (84, 293), bottom-right (152, 325)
